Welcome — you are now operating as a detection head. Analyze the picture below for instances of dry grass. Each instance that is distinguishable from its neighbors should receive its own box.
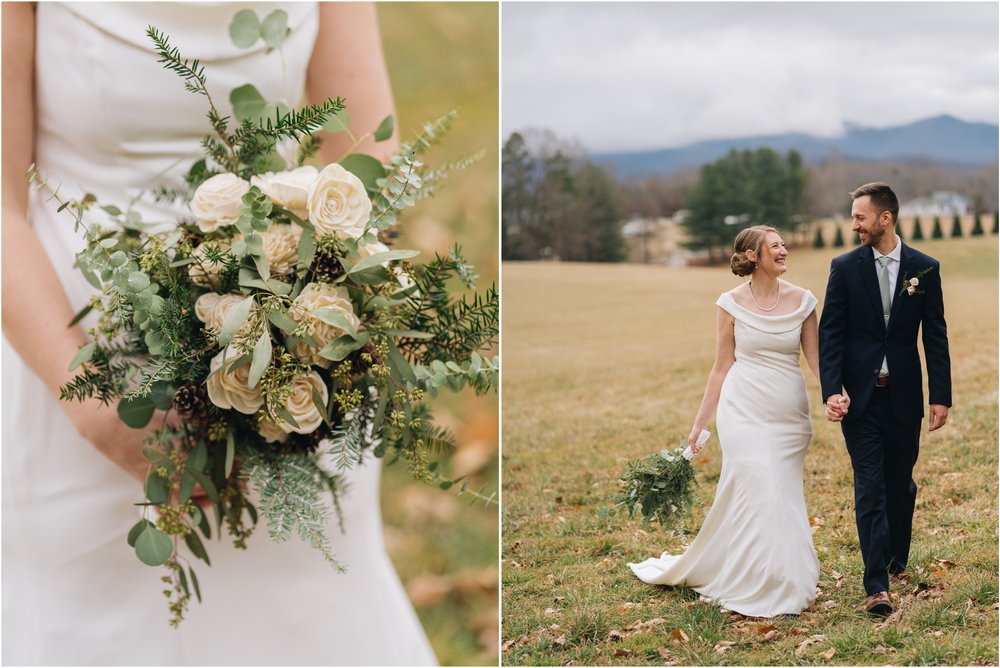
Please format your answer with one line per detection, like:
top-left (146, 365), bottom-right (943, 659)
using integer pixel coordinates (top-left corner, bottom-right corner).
top-left (501, 236), bottom-right (998, 666)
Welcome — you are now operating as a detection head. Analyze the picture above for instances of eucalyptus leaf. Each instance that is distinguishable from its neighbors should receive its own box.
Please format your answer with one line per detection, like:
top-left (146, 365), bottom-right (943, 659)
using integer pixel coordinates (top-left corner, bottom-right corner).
top-left (339, 154), bottom-right (386, 194)
top-left (102, 204), bottom-right (123, 217)
top-left (144, 471), bottom-right (170, 505)
top-left (189, 566), bottom-right (202, 602)
top-left (323, 109), bottom-right (350, 134)
top-left (373, 114), bottom-right (394, 142)
top-left (127, 519), bottom-right (153, 547)
top-left (383, 328), bottom-right (433, 340)
top-left (217, 295), bottom-right (254, 347)
top-left (228, 8), bottom-right (260, 48)
top-left (226, 353), bottom-right (253, 374)
top-left (135, 525), bottom-right (174, 566)
top-left (317, 332), bottom-right (370, 362)
top-left (118, 395), bottom-right (155, 429)
top-left (348, 249), bottom-right (419, 274)
top-left (184, 531), bottom-right (211, 566)
top-left (127, 271), bottom-right (150, 292)
top-left (225, 431), bottom-right (235, 478)
top-left (296, 228), bottom-right (316, 271)
top-left (179, 471), bottom-right (196, 504)
top-left (231, 84), bottom-right (267, 123)
top-left (311, 308), bottom-right (358, 335)
top-left (149, 380), bottom-right (176, 410)
top-left (68, 342), bottom-right (96, 372)
top-left (142, 447), bottom-right (175, 472)
top-left (266, 310), bottom-right (298, 334)
top-left (248, 330), bottom-right (272, 389)
top-left (260, 9), bottom-right (289, 50)
top-left (187, 469), bottom-right (218, 504)
top-left (275, 404), bottom-right (300, 429)
top-left (187, 440), bottom-right (208, 472)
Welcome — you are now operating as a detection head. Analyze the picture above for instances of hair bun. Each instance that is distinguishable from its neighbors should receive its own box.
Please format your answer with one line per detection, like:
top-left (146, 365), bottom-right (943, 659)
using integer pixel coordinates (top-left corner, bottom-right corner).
top-left (731, 252), bottom-right (755, 277)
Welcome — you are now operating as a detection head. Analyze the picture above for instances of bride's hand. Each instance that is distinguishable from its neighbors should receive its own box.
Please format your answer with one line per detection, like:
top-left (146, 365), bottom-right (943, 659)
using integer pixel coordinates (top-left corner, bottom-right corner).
top-left (65, 398), bottom-right (167, 483)
top-left (687, 425), bottom-right (706, 454)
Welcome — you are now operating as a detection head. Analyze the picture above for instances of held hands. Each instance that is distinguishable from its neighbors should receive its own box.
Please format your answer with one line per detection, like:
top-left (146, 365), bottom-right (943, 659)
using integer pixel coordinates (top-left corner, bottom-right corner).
top-left (928, 404), bottom-right (949, 432)
top-left (825, 391), bottom-right (851, 422)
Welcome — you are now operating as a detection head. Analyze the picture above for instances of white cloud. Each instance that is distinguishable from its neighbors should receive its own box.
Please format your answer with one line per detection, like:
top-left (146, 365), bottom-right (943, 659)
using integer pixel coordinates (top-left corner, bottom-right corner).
top-left (502, 2), bottom-right (999, 152)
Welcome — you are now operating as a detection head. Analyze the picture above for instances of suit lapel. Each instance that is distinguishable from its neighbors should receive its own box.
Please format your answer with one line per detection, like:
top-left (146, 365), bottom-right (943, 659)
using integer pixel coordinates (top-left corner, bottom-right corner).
top-left (856, 245), bottom-right (886, 333)
top-left (887, 242), bottom-right (913, 332)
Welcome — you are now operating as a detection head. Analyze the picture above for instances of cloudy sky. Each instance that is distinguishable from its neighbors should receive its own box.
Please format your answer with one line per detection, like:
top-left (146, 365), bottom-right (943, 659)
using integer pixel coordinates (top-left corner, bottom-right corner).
top-left (502, 2), bottom-right (999, 152)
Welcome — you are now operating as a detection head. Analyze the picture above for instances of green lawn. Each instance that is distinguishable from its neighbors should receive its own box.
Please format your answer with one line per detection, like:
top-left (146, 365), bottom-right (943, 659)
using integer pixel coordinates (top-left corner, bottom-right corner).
top-left (501, 236), bottom-right (998, 666)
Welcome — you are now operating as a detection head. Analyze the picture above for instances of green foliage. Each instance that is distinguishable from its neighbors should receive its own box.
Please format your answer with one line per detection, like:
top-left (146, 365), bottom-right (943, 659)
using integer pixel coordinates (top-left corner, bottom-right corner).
top-left (681, 147), bottom-right (808, 259)
top-left (932, 216), bottom-right (945, 239)
top-left (912, 215), bottom-right (924, 240)
top-left (833, 224), bottom-right (845, 247)
top-left (992, 211), bottom-right (998, 235)
top-left (242, 450), bottom-right (347, 571)
top-left (501, 131), bottom-right (625, 262)
top-left (813, 226), bottom-right (825, 248)
top-left (951, 213), bottom-right (964, 238)
top-left (971, 211), bottom-right (984, 236)
top-left (617, 447), bottom-right (698, 526)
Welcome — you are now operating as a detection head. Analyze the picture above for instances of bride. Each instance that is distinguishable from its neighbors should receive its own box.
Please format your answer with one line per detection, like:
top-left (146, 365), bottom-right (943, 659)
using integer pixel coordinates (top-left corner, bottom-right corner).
top-left (2, 3), bottom-right (437, 664)
top-left (628, 225), bottom-right (823, 617)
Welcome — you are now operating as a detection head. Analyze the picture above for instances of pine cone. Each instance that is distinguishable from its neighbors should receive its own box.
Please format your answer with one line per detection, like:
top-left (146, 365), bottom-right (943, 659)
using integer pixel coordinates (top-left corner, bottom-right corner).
top-left (309, 248), bottom-right (344, 281)
top-left (349, 342), bottom-right (382, 376)
top-left (173, 383), bottom-right (212, 427)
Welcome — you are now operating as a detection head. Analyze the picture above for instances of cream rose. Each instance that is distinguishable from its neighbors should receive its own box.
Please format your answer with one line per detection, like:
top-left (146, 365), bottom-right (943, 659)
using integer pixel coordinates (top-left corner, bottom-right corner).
top-left (257, 415), bottom-right (289, 444)
top-left (206, 346), bottom-right (264, 414)
top-left (306, 163), bottom-right (371, 240)
top-left (191, 173), bottom-right (250, 233)
top-left (258, 224), bottom-right (303, 275)
top-left (909, 277), bottom-right (920, 287)
top-left (251, 166), bottom-right (318, 219)
top-left (195, 293), bottom-right (254, 339)
top-left (276, 371), bottom-right (328, 435)
top-left (188, 240), bottom-right (229, 289)
top-left (288, 282), bottom-right (360, 367)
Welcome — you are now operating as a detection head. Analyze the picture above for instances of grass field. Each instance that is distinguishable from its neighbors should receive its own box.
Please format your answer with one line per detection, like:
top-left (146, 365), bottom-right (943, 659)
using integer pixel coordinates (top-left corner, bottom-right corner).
top-left (378, 5), bottom-right (499, 665)
top-left (501, 236), bottom-right (998, 666)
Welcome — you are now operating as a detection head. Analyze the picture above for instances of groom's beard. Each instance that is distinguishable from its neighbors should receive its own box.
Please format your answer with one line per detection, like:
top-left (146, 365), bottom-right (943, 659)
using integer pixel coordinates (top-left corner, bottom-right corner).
top-left (861, 225), bottom-right (885, 247)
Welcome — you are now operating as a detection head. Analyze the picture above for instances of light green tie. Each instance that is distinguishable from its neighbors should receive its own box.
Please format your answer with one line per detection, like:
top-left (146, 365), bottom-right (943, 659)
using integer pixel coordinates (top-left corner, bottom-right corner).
top-left (878, 256), bottom-right (891, 374)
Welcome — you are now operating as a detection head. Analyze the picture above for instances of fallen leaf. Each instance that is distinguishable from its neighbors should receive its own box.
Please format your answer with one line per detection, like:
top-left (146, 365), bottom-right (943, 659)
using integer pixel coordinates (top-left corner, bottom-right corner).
top-left (656, 647), bottom-right (679, 665)
top-left (809, 516), bottom-right (826, 527)
top-left (822, 600), bottom-right (838, 610)
top-left (931, 570), bottom-right (947, 577)
top-left (874, 645), bottom-right (896, 655)
top-left (607, 630), bottom-right (624, 642)
top-left (936, 559), bottom-right (958, 569)
top-left (794, 634), bottom-right (827, 657)
top-left (549, 624), bottom-right (561, 631)
top-left (554, 634), bottom-right (566, 647)
top-left (820, 647), bottom-right (837, 660)
top-left (502, 635), bottom-right (527, 652)
top-left (618, 602), bottom-right (640, 611)
top-left (951, 496), bottom-right (963, 505)
top-left (749, 624), bottom-right (778, 634)
top-left (613, 649), bottom-right (632, 657)
top-left (680, 601), bottom-right (698, 609)
top-left (762, 630), bottom-right (780, 642)
top-left (789, 627), bottom-right (810, 635)
top-left (931, 630), bottom-right (944, 637)
top-left (544, 608), bottom-right (559, 616)
top-left (668, 628), bottom-right (690, 644)
top-left (714, 640), bottom-right (735, 654)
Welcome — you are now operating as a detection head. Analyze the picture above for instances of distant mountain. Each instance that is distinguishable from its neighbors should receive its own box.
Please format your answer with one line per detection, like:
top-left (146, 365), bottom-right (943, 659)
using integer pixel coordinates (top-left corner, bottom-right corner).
top-left (594, 115), bottom-right (999, 180)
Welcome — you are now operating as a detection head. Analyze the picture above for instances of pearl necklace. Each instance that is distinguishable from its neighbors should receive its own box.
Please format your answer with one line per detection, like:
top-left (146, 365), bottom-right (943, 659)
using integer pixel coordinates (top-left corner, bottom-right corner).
top-left (748, 280), bottom-right (780, 312)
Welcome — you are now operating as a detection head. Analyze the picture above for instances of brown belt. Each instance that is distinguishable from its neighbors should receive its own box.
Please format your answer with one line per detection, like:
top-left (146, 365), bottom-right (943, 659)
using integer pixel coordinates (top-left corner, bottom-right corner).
top-left (875, 375), bottom-right (890, 388)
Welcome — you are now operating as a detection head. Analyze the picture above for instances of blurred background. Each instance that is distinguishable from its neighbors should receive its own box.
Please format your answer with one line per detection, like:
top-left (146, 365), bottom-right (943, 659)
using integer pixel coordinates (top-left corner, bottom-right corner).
top-left (377, 4), bottom-right (498, 665)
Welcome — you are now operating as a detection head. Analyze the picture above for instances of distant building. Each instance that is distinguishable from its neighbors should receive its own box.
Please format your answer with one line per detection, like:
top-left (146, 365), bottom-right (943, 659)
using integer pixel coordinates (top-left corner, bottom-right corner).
top-left (899, 191), bottom-right (970, 217)
top-left (621, 210), bottom-right (692, 266)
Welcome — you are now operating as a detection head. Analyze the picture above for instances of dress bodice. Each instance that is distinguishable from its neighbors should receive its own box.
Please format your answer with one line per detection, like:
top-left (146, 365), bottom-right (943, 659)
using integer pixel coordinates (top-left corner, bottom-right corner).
top-left (716, 290), bottom-right (818, 373)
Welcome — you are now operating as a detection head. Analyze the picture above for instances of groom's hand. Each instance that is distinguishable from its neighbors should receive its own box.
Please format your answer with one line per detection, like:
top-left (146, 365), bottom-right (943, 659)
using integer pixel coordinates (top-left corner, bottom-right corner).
top-left (825, 394), bottom-right (849, 422)
top-left (928, 404), bottom-right (949, 432)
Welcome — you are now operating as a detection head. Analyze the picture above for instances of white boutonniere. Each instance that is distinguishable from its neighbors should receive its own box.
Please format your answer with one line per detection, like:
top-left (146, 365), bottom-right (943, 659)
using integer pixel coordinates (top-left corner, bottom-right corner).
top-left (899, 266), bottom-right (935, 297)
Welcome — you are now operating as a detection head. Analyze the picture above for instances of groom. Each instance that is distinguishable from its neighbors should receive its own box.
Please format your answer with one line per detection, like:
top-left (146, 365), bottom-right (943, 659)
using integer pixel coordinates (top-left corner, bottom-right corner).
top-left (818, 182), bottom-right (951, 616)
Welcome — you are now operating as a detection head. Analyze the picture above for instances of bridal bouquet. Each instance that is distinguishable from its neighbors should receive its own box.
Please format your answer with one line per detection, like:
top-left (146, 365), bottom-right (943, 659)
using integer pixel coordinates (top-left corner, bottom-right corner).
top-left (617, 431), bottom-right (709, 525)
top-left (33, 10), bottom-right (497, 626)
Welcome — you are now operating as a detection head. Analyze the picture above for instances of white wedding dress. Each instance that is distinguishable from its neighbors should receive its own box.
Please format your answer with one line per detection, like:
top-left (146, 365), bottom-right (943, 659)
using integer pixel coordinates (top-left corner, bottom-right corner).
top-left (628, 290), bottom-right (820, 617)
top-left (2, 3), bottom-right (436, 664)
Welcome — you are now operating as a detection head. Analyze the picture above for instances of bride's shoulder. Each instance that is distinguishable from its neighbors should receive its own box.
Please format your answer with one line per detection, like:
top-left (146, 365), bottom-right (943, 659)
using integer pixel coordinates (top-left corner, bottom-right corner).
top-left (779, 280), bottom-right (808, 298)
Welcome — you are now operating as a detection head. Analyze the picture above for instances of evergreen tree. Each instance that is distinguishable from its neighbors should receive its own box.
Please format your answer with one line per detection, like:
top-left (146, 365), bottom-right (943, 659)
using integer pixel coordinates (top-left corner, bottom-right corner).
top-left (993, 211), bottom-right (999, 235)
top-left (833, 225), bottom-right (845, 247)
top-left (951, 214), bottom-right (963, 238)
top-left (932, 216), bottom-right (944, 239)
top-left (813, 226), bottom-right (825, 248)
top-left (911, 216), bottom-right (924, 240)
top-left (501, 133), bottom-right (536, 260)
top-left (896, 221), bottom-right (904, 242)
top-left (971, 211), bottom-right (984, 236)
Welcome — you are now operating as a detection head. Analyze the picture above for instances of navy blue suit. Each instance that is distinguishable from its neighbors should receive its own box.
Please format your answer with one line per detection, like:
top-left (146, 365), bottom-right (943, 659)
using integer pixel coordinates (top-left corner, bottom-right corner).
top-left (819, 242), bottom-right (951, 595)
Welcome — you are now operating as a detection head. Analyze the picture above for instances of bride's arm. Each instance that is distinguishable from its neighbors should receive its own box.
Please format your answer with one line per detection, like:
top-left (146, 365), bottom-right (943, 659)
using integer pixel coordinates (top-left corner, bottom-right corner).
top-left (800, 310), bottom-right (821, 383)
top-left (688, 307), bottom-right (736, 450)
top-left (306, 3), bottom-right (400, 164)
top-left (2, 4), bottom-right (152, 482)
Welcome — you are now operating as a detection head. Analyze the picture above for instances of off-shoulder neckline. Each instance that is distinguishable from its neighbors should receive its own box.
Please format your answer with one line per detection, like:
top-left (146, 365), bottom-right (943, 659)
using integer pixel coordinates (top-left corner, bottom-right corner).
top-left (718, 289), bottom-right (815, 320)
